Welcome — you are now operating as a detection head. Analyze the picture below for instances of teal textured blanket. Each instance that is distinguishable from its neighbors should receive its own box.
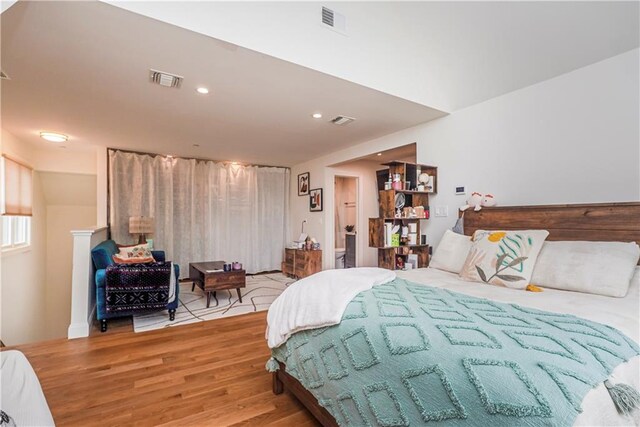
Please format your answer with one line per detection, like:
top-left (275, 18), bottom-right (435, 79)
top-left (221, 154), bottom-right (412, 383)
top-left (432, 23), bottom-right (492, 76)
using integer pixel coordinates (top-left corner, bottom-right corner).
top-left (272, 278), bottom-right (639, 426)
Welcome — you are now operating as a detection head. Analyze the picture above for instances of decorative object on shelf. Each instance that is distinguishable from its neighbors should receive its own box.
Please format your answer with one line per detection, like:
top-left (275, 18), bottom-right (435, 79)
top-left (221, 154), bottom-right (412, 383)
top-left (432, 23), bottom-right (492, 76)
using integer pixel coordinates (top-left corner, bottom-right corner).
top-left (345, 224), bottom-right (355, 233)
top-left (394, 193), bottom-right (405, 218)
top-left (129, 216), bottom-right (154, 244)
top-left (309, 188), bottom-right (323, 212)
top-left (414, 206), bottom-right (425, 218)
top-left (392, 173), bottom-right (403, 190)
top-left (298, 172), bottom-right (310, 196)
top-left (232, 262), bottom-right (243, 270)
top-left (417, 172), bottom-right (431, 191)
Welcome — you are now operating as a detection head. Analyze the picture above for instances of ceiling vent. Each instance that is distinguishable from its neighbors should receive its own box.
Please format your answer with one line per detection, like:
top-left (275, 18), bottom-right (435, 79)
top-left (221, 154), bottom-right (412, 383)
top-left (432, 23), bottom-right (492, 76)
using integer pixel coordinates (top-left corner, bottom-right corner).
top-left (321, 6), bottom-right (346, 34)
top-left (0, 70), bottom-right (9, 80)
top-left (149, 69), bottom-right (183, 88)
top-left (330, 115), bottom-right (356, 126)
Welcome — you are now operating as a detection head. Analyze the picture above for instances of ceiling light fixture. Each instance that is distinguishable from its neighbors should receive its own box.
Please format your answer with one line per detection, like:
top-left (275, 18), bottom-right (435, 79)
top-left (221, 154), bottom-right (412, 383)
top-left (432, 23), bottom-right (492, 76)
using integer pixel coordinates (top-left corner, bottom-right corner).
top-left (196, 87), bottom-right (209, 94)
top-left (40, 132), bottom-right (68, 143)
top-left (312, 113), bottom-right (323, 119)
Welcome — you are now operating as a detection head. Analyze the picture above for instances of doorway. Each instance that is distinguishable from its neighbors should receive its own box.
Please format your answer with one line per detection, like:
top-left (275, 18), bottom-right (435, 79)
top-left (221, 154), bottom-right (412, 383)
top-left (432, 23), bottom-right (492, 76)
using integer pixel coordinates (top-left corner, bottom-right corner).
top-left (334, 176), bottom-right (358, 269)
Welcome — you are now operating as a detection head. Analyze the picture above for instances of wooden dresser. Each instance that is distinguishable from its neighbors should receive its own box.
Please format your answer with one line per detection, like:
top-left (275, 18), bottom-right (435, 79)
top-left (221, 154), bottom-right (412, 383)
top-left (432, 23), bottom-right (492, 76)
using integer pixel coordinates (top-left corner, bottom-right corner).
top-left (282, 248), bottom-right (322, 279)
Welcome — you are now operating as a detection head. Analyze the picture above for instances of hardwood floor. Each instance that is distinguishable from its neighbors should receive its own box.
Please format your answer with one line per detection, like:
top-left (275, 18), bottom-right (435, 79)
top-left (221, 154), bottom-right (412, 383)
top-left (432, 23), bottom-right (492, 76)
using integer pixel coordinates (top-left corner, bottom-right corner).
top-left (4, 312), bottom-right (318, 426)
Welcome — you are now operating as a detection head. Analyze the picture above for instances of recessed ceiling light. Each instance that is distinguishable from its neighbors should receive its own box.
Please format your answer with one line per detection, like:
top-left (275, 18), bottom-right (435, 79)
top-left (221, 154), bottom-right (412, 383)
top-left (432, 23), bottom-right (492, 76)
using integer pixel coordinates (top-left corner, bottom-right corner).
top-left (377, 152), bottom-right (382, 156)
top-left (196, 87), bottom-right (209, 94)
top-left (40, 132), bottom-right (68, 143)
top-left (312, 113), bottom-right (323, 119)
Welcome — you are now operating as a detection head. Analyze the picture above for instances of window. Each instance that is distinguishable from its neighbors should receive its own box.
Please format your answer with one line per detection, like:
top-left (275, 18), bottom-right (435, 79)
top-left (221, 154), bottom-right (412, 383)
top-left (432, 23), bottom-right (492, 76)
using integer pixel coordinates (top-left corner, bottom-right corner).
top-left (2, 215), bottom-right (30, 250)
top-left (1, 155), bottom-right (33, 251)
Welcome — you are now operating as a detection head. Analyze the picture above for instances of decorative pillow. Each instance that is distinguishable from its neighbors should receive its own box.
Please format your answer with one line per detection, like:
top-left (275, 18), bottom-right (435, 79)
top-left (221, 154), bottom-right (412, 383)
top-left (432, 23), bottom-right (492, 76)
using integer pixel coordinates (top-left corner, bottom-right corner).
top-left (430, 230), bottom-right (472, 274)
top-left (112, 254), bottom-right (155, 264)
top-left (117, 243), bottom-right (152, 259)
top-left (460, 230), bottom-right (549, 289)
top-left (530, 241), bottom-right (640, 297)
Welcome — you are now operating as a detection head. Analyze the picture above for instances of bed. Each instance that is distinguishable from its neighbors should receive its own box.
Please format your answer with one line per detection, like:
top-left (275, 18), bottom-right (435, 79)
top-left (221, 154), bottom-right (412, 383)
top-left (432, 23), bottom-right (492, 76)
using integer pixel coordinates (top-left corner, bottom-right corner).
top-left (268, 202), bottom-right (640, 426)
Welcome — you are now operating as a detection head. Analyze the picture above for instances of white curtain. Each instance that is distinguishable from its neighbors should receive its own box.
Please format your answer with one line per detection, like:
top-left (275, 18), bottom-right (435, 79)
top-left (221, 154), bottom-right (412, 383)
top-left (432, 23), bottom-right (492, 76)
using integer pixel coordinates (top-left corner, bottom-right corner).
top-left (109, 150), bottom-right (290, 275)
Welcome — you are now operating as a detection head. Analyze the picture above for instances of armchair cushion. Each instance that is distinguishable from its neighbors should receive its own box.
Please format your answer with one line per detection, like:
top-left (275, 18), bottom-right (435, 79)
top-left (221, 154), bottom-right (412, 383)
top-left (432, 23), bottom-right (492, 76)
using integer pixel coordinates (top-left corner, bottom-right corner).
top-left (91, 240), bottom-right (118, 270)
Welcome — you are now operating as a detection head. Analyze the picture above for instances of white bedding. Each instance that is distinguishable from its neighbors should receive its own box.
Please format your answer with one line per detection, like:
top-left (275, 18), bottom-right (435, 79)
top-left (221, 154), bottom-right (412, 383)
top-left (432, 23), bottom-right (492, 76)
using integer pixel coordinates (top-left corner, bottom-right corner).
top-left (398, 267), bottom-right (640, 426)
top-left (267, 266), bottom-right (639, 426)
top-left (0, 350), bottom-right (55, 426)
top-left (266, 268), bottom-right (395, 348)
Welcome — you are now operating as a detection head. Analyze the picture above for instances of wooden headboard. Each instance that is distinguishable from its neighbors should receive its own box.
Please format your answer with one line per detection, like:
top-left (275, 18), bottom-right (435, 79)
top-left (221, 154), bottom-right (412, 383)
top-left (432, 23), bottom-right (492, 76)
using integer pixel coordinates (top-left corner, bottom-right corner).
top-left (462, 202), bottom-right (640, 243)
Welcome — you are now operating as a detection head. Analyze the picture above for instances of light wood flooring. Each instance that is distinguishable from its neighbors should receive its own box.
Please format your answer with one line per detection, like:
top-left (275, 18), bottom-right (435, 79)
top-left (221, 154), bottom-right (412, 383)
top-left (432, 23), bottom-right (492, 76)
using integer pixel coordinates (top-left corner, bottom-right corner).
top-left (4, 311), bottom-right (318, 426)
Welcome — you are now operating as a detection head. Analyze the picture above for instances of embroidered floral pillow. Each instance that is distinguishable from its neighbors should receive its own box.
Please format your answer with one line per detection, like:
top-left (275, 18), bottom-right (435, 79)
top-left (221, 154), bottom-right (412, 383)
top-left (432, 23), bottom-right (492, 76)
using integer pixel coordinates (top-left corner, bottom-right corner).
top-left (460, 230), bottom-right (549, 289)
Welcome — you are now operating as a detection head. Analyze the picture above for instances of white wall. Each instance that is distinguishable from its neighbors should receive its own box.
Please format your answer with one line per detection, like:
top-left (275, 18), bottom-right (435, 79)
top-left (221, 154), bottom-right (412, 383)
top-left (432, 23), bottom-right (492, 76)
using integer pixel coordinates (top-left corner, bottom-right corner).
top-left (0, 132), bottom-right (48, 345)
top-left (0, 130), bottom-right (100, 345)
top-left (290, 49), bottom-right (640, 266)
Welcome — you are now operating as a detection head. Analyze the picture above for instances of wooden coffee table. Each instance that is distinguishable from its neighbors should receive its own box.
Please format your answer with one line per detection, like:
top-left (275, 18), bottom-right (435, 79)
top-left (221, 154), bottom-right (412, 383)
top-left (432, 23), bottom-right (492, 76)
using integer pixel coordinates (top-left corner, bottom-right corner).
top-left (189, 261), bottom-right (246, 308)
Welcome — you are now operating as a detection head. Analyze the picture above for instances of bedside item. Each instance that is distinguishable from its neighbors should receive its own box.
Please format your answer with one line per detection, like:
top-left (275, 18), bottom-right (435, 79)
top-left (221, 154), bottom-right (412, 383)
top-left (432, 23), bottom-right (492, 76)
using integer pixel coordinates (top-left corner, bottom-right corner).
top-left (129, 216), bottom-right (154, 244)
top-left (460, 229), bottom-right (549, 289)
top-left (309, 188), bottom-right (323, 212)
top-left (298, 172), bottom-right (310, 196)
top-left (282, 248), bottom-right (322, 279)
top-left (232, 262), bottom-right (243, 270)
top-left (190, 261), bottom-right (246, 308)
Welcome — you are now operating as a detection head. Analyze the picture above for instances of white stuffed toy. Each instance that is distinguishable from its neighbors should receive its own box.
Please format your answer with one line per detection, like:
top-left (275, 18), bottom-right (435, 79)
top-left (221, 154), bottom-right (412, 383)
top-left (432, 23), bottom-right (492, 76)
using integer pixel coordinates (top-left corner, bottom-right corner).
top-left (481, 194), bottom-right (496, 208)
top-left (460, 192), bottom-right (483, 212)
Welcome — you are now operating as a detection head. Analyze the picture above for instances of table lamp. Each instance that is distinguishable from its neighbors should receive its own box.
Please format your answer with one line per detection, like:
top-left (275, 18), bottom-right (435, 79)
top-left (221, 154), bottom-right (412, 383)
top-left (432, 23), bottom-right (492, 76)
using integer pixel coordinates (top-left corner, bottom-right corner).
top-left (129, 216), bottom-right (154, 244)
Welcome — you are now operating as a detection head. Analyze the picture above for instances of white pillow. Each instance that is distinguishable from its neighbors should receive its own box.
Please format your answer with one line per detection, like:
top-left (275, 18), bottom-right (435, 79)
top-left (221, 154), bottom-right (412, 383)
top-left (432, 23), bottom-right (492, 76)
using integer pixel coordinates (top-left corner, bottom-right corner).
top-left (531, 241), bottom-right (640, 297)
top-left (430, 230), bottom-right (472, 274)
top-left (460, 230), bottom-right (549, 290)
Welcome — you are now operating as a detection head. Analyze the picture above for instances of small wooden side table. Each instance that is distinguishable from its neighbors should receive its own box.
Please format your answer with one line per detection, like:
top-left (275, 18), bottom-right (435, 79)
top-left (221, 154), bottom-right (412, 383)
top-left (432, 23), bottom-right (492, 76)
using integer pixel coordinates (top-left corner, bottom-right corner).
top-left (189, 261), bottom-right (246, 308)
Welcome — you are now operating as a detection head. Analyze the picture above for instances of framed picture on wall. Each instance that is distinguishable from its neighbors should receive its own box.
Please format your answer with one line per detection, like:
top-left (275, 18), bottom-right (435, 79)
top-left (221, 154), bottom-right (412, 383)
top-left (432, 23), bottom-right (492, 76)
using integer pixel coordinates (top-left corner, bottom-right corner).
top-left (298, 172), bottom-right (310, 196)
top-left (309, 188), bottom-right (323, 212)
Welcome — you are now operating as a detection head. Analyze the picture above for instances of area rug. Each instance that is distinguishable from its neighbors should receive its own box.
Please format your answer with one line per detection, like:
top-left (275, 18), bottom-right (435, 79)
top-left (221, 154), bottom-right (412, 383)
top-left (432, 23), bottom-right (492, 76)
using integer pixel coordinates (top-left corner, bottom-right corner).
top-left (132, 273), bottom-right (295, 333)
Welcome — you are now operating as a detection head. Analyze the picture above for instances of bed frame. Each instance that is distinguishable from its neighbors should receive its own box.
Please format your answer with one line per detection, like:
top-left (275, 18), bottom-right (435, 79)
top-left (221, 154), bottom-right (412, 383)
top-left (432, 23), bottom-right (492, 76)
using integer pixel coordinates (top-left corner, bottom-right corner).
top-left (272, 201), bottom-right (640, 426)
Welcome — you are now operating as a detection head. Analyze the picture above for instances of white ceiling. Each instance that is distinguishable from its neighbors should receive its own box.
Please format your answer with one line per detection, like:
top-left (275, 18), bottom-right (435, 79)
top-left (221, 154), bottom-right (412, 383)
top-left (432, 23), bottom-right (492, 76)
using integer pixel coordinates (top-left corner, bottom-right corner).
top-left (0, 1), bottom-right (445, 167)
top-left (108, 1), bottom-right (640, 111)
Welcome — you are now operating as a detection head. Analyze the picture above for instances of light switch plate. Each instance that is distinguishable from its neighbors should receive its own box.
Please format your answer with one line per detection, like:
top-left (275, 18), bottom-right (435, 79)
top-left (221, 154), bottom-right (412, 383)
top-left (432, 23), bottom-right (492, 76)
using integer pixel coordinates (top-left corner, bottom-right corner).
top-left (434, 206), bottom-right (449, 217)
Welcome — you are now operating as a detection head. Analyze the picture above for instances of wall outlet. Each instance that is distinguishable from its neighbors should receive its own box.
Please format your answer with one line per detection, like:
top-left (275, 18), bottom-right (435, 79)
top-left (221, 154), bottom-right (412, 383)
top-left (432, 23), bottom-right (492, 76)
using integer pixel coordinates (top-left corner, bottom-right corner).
top-left (434, 206), bottom-right (449, 217)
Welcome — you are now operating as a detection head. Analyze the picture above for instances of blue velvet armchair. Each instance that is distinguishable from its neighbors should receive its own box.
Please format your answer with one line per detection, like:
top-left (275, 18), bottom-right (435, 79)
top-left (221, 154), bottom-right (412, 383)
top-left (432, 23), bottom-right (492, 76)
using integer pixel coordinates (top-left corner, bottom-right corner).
top-left (91, 240), bottom-right (180, 332)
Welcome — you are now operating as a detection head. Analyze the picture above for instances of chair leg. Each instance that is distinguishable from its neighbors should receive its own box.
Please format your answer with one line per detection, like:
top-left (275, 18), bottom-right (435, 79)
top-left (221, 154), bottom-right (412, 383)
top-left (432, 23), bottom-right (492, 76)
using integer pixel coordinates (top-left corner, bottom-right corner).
top-left (100, 319), bottom-right (107, 332)
top-left (169, 309), bottom-right (176, 321)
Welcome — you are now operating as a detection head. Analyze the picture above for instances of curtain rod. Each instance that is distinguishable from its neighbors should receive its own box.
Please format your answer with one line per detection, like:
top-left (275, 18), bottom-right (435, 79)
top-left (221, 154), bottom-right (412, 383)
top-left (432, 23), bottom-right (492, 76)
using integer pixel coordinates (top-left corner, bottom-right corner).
top-left (107, 148), bottom-right (290, 170)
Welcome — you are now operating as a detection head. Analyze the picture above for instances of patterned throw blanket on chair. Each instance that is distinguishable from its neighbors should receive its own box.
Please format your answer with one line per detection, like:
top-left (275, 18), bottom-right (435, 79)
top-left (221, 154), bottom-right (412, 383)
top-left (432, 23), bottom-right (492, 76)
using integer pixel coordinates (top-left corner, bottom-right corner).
top-left (271, 278), bottom-right (640, 427)
top-left (105, 262), bottom-right (172, 313)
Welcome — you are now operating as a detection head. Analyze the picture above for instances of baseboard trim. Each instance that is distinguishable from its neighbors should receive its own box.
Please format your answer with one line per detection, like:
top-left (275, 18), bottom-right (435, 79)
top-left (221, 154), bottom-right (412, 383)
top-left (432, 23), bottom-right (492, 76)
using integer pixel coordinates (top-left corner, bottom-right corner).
top-left (68, 322), bottom-right (89, 339)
